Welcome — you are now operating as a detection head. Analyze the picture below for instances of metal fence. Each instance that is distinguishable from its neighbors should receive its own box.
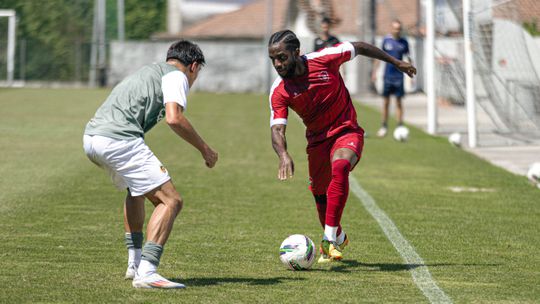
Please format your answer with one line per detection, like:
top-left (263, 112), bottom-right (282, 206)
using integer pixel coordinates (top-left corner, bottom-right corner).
top-left (0, 39), bottom-right (94, 83)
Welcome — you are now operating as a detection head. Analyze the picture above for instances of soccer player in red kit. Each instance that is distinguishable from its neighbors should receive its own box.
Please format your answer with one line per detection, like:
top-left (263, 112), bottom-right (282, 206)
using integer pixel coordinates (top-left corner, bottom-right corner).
top-left (268, 30), bottom-right (416, 263)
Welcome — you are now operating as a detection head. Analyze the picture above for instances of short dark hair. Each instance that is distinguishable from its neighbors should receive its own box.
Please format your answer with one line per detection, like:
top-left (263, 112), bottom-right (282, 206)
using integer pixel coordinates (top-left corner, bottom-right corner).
top-left (268, 30), bottom-right (300, 52)
top-left (321, 17), bottom-right (332, 25)
top-left (166, 40), bottom-right (205, 66)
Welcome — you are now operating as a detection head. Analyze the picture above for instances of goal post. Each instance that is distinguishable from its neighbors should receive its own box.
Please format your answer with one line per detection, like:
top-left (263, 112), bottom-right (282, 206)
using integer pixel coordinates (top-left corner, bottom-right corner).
top-left (426, 0), bottom-right (437, 135)
top-left (0, 9), bottom-right (16, 85)
top-left (463, 0), bottom-right (478, 148)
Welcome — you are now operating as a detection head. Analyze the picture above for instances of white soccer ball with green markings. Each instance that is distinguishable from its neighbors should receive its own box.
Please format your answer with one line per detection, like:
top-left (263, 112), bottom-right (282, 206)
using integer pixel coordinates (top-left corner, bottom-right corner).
top-left (279, 234), bottom-right (316, 270)
top-left (527, 162), bottom-right (540, 189)
top-left (393, 126), bottom-right (409, 142)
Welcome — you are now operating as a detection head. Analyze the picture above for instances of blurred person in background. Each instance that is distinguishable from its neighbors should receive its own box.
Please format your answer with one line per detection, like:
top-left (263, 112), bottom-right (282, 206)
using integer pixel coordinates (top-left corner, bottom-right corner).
top-left (372, 20), bottom-right (412, 137)
top-left (83, 40), bottom-right (218, 289)
top-left (313, 17), bottom-right (340, 51)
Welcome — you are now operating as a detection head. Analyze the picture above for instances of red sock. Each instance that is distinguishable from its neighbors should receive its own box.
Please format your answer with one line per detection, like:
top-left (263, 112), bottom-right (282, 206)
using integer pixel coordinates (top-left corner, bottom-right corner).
top-left (325, 159), bottom-right (351, 227)
top-left (314, 195), bottom-right (342, 235)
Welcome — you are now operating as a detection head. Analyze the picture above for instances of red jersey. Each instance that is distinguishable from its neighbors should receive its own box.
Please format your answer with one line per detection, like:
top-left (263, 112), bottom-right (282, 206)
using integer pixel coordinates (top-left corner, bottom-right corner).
top-left (269, 42), bottom-right (361, 145)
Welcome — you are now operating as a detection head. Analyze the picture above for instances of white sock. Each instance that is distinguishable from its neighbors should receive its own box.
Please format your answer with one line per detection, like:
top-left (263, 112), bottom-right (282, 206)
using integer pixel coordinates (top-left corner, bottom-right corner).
top-left (137, 260), bottom-right (157, 277)
top-left (324, 225), bottom-right (338, 242)
top-left (337, 230), bottom-right (346, 245)
top-left (128, 248), bottom-right (142, 266)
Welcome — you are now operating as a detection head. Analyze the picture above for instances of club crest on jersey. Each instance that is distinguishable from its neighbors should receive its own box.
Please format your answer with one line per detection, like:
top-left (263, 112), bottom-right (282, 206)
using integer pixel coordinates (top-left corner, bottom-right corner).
top-left (160, 165), bottom-right (167, 173)
top-left (318, 71), bottom-right (330, 82)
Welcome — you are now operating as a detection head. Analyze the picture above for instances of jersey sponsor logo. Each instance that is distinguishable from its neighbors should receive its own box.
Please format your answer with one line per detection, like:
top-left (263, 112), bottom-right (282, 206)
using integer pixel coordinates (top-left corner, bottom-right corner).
top-left (318, 71), bottom-right (330, 82)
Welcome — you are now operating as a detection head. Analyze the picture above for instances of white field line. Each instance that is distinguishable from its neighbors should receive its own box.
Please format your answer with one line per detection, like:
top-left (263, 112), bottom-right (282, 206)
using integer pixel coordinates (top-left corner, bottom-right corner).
top-left (287, 111), bottom-right (451, 303)
top-left (349, 177), bottom-right (452, 304)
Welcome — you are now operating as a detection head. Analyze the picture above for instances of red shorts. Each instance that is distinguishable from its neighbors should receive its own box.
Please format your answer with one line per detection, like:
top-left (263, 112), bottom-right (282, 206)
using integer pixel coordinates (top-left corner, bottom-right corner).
top-left (307, 129), bottom-right (364, 195)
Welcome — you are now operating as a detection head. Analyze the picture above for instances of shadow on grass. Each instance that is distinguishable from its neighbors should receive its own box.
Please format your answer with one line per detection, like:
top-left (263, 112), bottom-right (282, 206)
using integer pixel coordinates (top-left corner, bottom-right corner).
top-left (172, 276), bottom-right (306, 287)
top-left (328, 260), bottom-right (501, 272)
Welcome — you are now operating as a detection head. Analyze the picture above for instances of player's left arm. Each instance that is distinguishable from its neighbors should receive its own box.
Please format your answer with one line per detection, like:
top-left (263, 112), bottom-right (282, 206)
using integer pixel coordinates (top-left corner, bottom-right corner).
top-left (351, 41), bottom-right (416, 78)
top-left (165, 103), bottom-right (218, 168)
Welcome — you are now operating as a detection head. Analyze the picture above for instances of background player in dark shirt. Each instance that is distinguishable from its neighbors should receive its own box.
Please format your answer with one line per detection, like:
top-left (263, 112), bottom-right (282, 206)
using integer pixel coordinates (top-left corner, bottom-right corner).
top-left (269, 30), bottom-right (416, 262)
top-left (313, 17), bottom-right (340, 51)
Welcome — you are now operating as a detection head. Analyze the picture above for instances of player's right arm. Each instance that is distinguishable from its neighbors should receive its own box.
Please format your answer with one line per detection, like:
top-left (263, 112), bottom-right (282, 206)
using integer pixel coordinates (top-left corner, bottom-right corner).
top-left (269, 81), bottom-right (293, 180)
top-left (271, 124), bottom-right (294, 180)
top-left (165, 102), bottom-right (218, 168)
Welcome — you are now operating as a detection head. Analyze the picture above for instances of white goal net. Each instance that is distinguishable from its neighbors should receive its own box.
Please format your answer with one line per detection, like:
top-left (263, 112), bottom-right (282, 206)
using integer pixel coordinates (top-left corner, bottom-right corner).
top-left (435, 0), bottom-right (540, 145)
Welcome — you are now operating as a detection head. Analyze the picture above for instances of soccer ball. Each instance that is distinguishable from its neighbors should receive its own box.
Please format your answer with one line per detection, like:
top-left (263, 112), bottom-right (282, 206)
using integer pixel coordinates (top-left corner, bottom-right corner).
top-left (448, 132), bottom-right (462, 147)
top-left (393, 126), bottom-right (409, 142)
top-left (279, 234), bottom-right (316, 270)
top-left (526, 162), bottom-right (540, 189)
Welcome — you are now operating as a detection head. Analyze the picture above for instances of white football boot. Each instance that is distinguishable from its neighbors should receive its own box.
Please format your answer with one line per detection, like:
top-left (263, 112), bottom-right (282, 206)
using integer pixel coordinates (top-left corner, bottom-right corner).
top-left (125, 263), bottom-right (138, 280)
top-left (376, 126), bottom-right (388, 137)
top-left (132, 272), bottom-right (186, 289)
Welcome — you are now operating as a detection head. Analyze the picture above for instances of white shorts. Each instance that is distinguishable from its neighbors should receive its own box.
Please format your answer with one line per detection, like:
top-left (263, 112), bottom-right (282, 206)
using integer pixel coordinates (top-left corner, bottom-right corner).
top-left (83, 135), bottom-right (171, 196)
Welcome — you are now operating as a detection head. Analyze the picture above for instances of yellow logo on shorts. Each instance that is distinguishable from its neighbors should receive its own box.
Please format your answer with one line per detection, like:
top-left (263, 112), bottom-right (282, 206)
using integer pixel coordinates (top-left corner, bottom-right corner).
top-left (160, 166), bottom-right (167, 173)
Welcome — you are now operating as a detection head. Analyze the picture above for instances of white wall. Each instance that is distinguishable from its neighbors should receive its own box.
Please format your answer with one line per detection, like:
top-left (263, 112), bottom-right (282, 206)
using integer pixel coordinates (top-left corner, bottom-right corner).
top-left (109, 40), bottom-right (269, 92)
top-left (110, 36), bottom-right (428, 95)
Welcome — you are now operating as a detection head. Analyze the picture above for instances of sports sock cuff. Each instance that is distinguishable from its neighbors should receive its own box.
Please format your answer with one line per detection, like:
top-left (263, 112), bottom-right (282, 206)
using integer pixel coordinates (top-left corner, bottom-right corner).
top-left (125, 232), bottom-right (144, 249)
top-left (141, 241), bottom-right (164, 266)
top-left (324, 225), bottom-right (339, 242)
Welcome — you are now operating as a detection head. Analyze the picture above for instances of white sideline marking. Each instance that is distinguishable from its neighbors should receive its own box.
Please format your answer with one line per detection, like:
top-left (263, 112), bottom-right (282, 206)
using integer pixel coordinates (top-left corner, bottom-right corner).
top-left (448, 186), bottom-right (495, 193)
top-left (349, 177), bottom-right (452, 304)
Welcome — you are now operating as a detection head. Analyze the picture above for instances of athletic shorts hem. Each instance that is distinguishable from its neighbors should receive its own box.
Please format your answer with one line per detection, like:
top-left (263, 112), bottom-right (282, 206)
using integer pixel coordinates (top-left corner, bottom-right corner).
top-left (307, 130), bottom-right (364, 195)
top-left (382, 80), bottom-right (405, 97)
top-left (129, 176), bottom-right (172, 197)
top-left (83, 135), bottom-right (171, 196)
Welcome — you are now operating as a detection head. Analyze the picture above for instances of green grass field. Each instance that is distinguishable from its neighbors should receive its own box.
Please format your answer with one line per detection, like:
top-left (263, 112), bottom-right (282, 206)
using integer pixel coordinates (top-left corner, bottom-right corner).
top-left (0, 88), bottom-right (539, 303)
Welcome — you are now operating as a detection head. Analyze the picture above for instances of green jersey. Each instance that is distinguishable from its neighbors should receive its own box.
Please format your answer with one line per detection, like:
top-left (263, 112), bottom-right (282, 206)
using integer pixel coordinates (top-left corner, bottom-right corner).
top-left (84, 62), bottom-right (189, 139)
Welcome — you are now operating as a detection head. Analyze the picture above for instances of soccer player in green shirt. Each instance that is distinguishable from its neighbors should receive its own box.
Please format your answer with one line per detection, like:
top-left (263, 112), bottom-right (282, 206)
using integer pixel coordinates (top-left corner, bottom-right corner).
top-left (83, 40), bottom-right (218, 289)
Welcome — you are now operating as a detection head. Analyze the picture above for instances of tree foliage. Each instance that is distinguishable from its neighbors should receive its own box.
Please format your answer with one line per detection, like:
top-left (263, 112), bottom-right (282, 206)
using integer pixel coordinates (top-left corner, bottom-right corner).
top-left (125, 0), bottom-right (166, 40)
top-left (0, 0), bottom-right (166, 81)
top-left (523, 20), bottom-right (540, 36)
